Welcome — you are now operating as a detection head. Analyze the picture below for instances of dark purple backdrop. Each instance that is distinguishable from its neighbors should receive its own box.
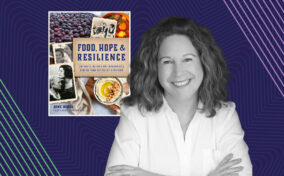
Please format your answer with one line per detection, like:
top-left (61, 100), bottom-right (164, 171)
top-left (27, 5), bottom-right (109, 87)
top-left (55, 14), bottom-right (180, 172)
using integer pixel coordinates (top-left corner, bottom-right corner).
top-left (0, 0), bottom-right (283, 175)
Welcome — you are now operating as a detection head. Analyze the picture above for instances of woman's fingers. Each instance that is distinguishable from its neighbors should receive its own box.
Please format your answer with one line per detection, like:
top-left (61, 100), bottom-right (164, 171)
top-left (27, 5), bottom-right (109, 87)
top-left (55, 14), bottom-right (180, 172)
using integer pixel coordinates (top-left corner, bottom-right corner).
top-left (107, 165), bottom-right (163, 176)
top-left (220, 166), bottom-right (244, 175)
top-left (108, 165), bottom-right (135, 171)
top-left (209, 154), bottom-right (243, 176)
top-left (218, 153), bottom-right (234, 167)
top-left (218, 158), bottom-right (242, 172)
top-left (220, 173), bottom-right (239, 176)
top-left (214, 154), bottom-right (234, 172)
top-left (107, 165), bottom-right (136, 176)
top-left (106, 170), bottom-right (133, 176)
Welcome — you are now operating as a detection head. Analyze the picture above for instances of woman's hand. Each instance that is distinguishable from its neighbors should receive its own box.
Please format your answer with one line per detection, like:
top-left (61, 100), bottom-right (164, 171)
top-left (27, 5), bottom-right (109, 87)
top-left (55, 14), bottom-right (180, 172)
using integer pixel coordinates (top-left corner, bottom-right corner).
top-left (207, 153), bottom-right (244, 176)
top-left (106, 165), bottom-right (164, 176)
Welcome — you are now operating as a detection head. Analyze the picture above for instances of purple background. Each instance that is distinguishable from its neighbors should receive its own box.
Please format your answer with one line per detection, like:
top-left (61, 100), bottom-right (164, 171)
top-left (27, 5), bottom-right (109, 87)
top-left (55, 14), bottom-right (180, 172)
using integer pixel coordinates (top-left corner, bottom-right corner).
top-left (0, 0), bottom-right (283, 175)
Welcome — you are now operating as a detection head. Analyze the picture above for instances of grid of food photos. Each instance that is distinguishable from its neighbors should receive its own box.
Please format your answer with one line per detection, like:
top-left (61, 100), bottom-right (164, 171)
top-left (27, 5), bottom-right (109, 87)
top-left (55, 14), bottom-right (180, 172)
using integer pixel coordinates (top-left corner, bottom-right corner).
top-left (49, 11), bottom-right (130, 116)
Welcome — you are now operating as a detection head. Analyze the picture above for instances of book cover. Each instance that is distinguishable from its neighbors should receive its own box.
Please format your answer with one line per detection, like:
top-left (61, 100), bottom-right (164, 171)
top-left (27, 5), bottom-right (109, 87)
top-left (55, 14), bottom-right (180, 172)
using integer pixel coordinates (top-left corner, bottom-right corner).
top-left (48, 11), bottom-right (130, 116)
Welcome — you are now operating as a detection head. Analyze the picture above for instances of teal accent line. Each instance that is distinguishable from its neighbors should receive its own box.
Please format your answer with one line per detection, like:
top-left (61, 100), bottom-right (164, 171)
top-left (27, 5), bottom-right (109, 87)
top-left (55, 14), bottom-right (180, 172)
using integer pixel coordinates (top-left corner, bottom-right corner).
top-left (0, 121), bottom-right (32, 175)
top-left (0, 153), bottom-right (15, 176)
top-left (0, 137), bottom-right (22, 176)
top-left (0, 161), bottom-right (9, 176)
top-left (1, 122), bottom-right (29, 175)
top-left (0, 90), bottom-right (51, 175)
top-left (0, 79), bottom-right (60, 175)
top-left (0, 102), bottom-right (38, 175)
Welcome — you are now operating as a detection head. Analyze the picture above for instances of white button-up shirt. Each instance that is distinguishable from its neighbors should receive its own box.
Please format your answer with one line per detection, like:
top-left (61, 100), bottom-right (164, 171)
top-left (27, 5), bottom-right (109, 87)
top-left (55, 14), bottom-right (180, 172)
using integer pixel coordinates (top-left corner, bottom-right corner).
top-left (106, 100), bottom-right (252, 176)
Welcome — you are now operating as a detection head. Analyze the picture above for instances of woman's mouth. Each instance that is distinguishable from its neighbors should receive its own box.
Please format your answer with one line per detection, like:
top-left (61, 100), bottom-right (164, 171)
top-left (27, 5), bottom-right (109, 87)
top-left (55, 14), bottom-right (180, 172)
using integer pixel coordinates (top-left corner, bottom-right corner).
top-left (172, 79), bottom-right (191, 87)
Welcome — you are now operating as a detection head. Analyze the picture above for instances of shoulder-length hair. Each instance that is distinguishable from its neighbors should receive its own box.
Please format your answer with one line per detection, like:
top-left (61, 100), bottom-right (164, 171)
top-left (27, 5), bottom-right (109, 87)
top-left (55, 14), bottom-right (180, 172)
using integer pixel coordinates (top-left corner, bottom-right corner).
top-left (60, 65), bottom-right (73, 79)
top-left (123, 17), bottom-right (229, 117)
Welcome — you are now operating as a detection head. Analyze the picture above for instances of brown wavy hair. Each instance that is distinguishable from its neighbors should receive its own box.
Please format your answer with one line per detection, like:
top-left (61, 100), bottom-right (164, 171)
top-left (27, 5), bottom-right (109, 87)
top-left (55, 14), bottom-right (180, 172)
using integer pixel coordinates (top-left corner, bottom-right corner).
top-left (123, 17), bottom-right (229, 117)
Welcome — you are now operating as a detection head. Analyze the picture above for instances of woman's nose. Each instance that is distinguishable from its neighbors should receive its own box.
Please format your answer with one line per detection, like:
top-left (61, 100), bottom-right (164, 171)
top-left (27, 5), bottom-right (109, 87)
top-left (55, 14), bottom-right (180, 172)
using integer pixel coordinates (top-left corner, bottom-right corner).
top-left (172, 62), bottom-right (186, 77)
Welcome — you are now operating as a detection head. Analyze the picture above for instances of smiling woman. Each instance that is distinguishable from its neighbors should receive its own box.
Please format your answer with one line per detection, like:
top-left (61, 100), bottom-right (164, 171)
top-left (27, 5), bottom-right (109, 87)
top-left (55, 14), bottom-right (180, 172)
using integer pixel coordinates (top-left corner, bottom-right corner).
top-left (105, 17), bottom-right (252, 176)
top-left (157, 35), bottom-right (204, 110)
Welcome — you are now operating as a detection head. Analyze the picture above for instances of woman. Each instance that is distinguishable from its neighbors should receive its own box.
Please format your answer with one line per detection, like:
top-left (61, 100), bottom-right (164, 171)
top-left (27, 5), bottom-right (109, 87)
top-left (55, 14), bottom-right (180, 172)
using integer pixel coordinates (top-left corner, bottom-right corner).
top-left (58, 65), bottom-right (75, 100)
top-left (106, 17), bottom-right (252, 176)
top-left (55, 48), bottom-right (72, 63)
top-left (49, 75), bottom-right (62, 101)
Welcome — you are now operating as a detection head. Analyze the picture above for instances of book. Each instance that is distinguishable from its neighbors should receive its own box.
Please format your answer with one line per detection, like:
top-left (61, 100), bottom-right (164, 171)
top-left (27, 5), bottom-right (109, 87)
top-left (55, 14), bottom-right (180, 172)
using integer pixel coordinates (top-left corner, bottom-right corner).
top-left (48, 11), bottom-right (130, 116)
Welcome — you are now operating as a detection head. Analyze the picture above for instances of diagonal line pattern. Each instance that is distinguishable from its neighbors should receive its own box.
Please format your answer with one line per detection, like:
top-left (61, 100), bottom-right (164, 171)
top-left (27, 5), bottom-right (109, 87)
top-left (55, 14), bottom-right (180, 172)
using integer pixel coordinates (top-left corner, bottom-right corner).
top-left (235, 1), bottom-right (284, 76)
top-left (0, 153), bottom-right (15, 176)
top-left (0, 101), bottom-right (38, 176)
top-left (223, 0), bottom-right (284, 97)
top-left (269, 1), bottom-right (284, 27)
top-left (0, 134), bottom-right (22, 176)
top-left (0, 161), bottom-right (9, 176)
top-left (0, 79), bottom-right (60, 175)
top-left (0, 119), bottom-right (34, 176)
top-left (263, 0), bottom-right (283, 34)
top-left (248, 1), bottom-right (284, 60)
top-left (256, 0), bottom-right (284, 44)
top-left (0, 95), bottom-right (45, 175)
top-left (275, 1), bottom-right (284, 19)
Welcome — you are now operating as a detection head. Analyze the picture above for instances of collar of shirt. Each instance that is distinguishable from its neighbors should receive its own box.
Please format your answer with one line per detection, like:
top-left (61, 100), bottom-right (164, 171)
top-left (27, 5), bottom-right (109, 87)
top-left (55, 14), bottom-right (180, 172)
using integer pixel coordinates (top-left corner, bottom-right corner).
top-left (160, 96), bottom-right (204, 119)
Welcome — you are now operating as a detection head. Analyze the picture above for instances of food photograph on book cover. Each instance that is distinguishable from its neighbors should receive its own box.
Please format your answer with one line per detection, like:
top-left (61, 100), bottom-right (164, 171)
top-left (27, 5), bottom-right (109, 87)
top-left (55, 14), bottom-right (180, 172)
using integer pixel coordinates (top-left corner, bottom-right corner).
top-left (48, 11), bottom-right (130, 116)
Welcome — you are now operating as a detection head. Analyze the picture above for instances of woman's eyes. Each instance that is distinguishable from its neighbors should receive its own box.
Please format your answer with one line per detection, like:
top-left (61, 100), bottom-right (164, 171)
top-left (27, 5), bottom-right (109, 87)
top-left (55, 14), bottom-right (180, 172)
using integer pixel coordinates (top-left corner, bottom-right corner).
top-left (184, 58), bottom-right (193, 62)
top-left (160, 58), bottom-right (193, 64)
top-left (162, 60), bottom-right (173, 64)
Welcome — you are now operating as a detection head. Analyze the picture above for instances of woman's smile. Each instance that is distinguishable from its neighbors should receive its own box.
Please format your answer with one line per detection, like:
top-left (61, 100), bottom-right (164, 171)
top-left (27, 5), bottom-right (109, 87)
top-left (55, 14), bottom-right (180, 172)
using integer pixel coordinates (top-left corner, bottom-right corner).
top-left (171, 79), bottom-right (192, 87)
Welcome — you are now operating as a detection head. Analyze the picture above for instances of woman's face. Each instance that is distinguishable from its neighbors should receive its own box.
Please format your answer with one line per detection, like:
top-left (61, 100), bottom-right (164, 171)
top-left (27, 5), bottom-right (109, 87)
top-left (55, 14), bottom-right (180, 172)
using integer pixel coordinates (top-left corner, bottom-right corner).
top-left (51, 77), bottom-right (62, 89)
top-left (56, 50), bottom-right (64, 63)
top-left (58, 67), bottom-right (65, 78)
top-left (157, 34), bottom-right (204, 102)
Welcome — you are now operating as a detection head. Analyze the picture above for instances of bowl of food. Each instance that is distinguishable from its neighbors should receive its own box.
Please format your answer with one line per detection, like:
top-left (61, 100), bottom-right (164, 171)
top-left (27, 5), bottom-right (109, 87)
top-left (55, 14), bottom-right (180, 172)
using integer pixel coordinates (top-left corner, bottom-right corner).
top-left (94, 77), bottom-right (123, 105)
top-left (103, 13), bottom-right (129, 38)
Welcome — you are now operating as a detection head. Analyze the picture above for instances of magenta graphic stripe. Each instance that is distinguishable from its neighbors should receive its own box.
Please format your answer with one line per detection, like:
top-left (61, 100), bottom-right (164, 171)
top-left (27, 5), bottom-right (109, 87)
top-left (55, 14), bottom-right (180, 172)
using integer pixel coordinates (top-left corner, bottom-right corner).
top-left (249, 1), bottom-right (284, 61)
top-left (256, 0), bottom-right (284, 43)
top-left (223, 0), bottom-right (284, 97)
top-left (275, 0), bottom-right (284, 18)
top-left (269, 0), bottom-right (284, 24)
top-left (238, 0), bottom-right (284, 73)
top-left (230, 1), bottom-right (283, 85)
top-left (263, 0), bottom-right (284, 33)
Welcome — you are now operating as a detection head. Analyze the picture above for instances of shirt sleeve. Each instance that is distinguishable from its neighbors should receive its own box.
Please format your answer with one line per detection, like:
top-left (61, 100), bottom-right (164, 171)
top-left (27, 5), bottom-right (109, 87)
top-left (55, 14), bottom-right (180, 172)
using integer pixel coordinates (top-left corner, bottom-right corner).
top-left (105, 106), bottom-right (141, 173)
top-left (216, 103), bottom-right (253, 176)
